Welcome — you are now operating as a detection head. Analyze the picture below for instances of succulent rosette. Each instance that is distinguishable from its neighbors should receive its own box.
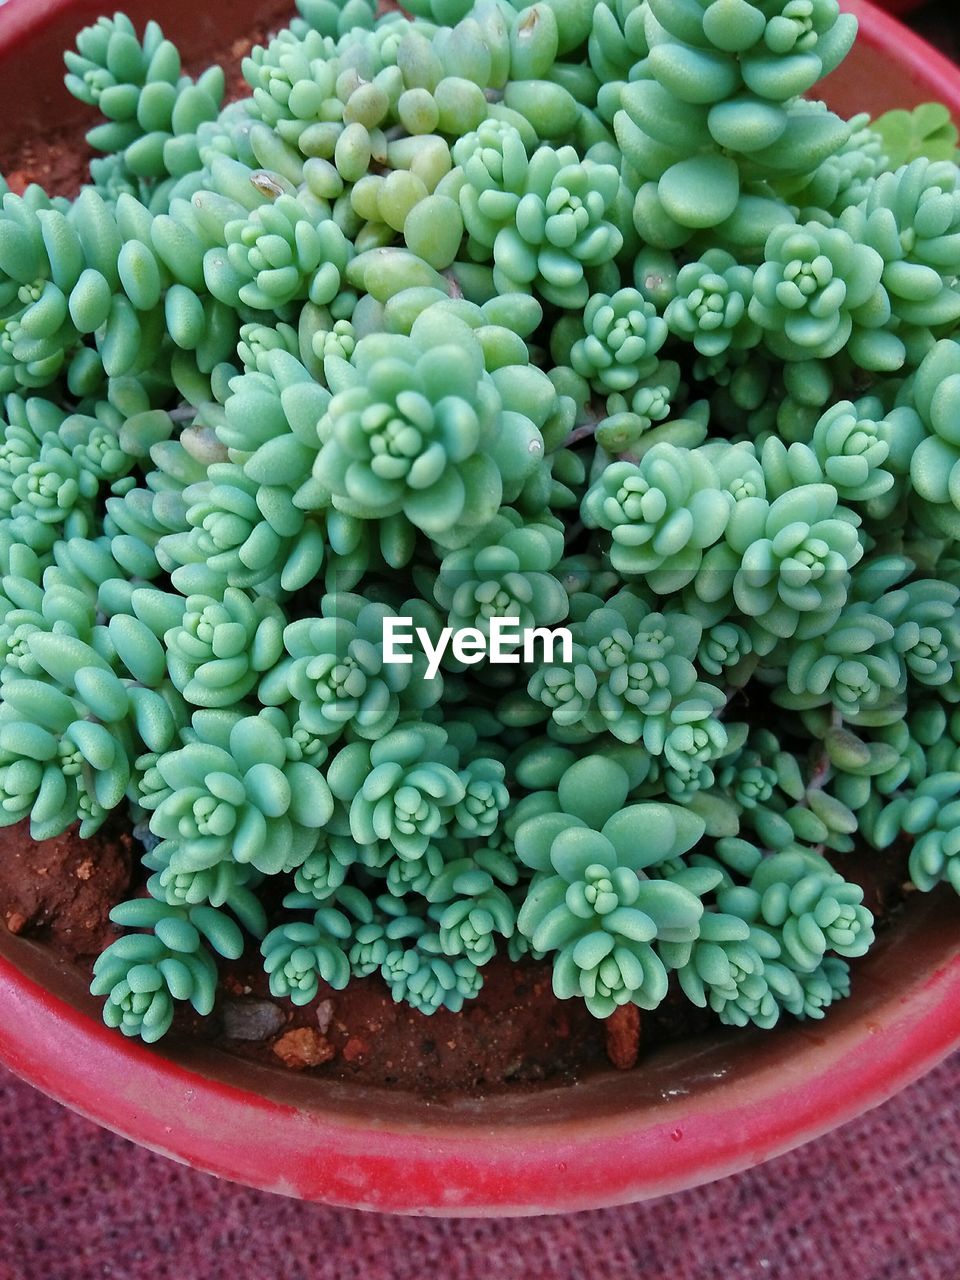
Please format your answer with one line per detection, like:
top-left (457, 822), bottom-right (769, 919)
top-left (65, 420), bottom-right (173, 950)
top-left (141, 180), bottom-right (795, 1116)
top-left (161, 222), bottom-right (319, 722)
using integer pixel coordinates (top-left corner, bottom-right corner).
top-left (454, 119), bottom-right (530, 249)
top-left (329, 723), bottom-right (468, 861)
top-left (261, 906), bottom-right (352, 1004)
top-left (775, 603), bottom-right (906, 723)
top-left (749, 221), bottom-right (887, 364)
top-left (721, 848), bottom-right (875, 971)
top-left (205, 192), bottom-right (353, 311)
top-left (582, 444), bottom-right (732, 592)
top-left (259, 591), bottom-right (442, 741)
top-left (308, 310), bottom-right (544, 547)
top-left (694, 482), bottom-right (864, 644)
top-left (432, 508), bottom-right (567, 637)
top-left (514, 756), bottom-right (706, 1016)
top-left (143, 710), bottom-right (334, 876)
top-left (164, 587), bottom-right (285, 709)
top-left (570, 288), bottom-right (669, 392)
top-left (891, 773), bottom-right (960, 894)
top-left (492, 146), bottom-right (624, 309)
top-left (665, 250), bottom-right (760, 358)
top-left (90, 898), bottom-right (244, 1042)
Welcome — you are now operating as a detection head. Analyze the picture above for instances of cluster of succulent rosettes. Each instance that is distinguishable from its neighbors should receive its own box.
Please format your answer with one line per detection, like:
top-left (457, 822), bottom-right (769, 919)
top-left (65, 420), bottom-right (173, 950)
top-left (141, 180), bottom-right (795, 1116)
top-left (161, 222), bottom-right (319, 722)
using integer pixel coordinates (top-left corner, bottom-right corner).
top-left (259, 591), bottom-right (442, 741)
top-left (0, 0), bottom-right (942, 1047)
top-left (328, 722), bottom-right (507, 861)
top-left (723, 847), bottom-right (875, 969)
top-left (90, 897), bottom-right (246, 1042)
top-left (378, 915), bottom-right (484, 1016)
top-left (0, 393), bottom-right (160, 569)
top-left (304, 310), bottom-right (547, 546)
top-left (140, 709), bottom-right (335, 876)
top-left (693, 478), bottom-right (864, 647)
top-left (773, 575), bottom-right (960, 724)
top-left (658, 839), bottom-right (870, 1028)
top-left (0, 567), bottom-right (193, 838)
top-left (65, 13), bottom-right (226, 184)
top-left (261, 903), bottom-right (353, 1005)
top-left (0, 173), bottom-right (236, 409)
top-left (431, 507), bottom-right (567, 638)
top-left (526, 592), bottom-right (730, 793)
top-left (514, 756), bottom-right (708, 1017)
top-left (615, 0), bottom-right (855, 245)
top-left (840, 158), bottom-right (960, 335)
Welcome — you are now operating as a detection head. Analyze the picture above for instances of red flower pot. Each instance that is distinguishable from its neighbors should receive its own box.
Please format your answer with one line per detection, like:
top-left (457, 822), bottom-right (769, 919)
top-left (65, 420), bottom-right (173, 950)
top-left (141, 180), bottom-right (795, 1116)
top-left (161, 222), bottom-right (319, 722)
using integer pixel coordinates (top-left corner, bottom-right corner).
top-left (0, 0), bottom-right (958, 1216)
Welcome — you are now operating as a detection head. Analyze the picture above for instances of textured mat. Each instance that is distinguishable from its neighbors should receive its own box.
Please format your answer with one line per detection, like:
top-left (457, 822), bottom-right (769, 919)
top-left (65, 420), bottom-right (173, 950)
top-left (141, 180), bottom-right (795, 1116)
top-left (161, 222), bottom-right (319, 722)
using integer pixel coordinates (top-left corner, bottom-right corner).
top-left (1, 2), bottom-right (960, 1277)
top-left (0, 1052), bottom-right (957, 1280)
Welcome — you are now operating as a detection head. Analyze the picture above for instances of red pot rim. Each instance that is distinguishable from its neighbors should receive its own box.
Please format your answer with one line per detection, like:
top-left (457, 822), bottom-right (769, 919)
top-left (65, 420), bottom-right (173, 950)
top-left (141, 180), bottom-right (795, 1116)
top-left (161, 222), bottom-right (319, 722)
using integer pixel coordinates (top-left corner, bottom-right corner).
top-left (1, 891), bottom-right (959, 1213)
top-left (0, 0), bottom-right (958, 1216)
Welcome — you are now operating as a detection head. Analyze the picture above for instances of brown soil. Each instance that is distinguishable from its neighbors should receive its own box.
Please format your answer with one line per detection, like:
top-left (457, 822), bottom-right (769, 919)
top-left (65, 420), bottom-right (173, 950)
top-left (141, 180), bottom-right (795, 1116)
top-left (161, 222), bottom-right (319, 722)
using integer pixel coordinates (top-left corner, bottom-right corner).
top-left (202, 943), bottom-right (612, 1090)
top-left (0, 819), bottom-right (133, 961)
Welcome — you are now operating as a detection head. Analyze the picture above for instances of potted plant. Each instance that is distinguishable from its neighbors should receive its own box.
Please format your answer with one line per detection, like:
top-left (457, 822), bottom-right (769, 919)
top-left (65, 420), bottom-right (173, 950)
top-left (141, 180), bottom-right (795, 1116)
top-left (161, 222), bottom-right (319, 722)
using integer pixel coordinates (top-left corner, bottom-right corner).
top-left (0, 0), bottom-right (957, 1215)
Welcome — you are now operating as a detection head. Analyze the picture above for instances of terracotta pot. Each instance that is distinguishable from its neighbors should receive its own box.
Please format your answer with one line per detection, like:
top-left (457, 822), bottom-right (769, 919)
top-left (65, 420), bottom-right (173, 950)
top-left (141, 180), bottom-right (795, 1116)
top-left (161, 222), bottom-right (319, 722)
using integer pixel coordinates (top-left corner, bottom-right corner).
top-left (0, 0), bottom-right (958, 1217)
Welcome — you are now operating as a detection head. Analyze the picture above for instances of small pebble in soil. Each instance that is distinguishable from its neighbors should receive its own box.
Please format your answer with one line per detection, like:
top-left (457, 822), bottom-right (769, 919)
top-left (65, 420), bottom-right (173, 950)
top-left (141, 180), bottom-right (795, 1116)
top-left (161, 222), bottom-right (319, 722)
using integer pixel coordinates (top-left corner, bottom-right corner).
top-left (342, 1037), bottom-right (368, 1064)
top-left (221, 998), bottom-right (287, 1042)
top-left (315, 999), bottom-right (334, 1034)
top-left (272, 1027), bottom-right (336, 1070)
top-left (605, 1005), bottom-right (642, 1070)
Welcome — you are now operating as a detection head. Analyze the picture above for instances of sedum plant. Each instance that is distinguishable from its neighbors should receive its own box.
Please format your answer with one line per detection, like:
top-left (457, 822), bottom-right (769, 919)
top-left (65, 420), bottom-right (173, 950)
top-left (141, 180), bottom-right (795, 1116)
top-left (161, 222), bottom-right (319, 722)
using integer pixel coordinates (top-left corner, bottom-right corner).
top-left (0, 0), bottom-right (957, 1053)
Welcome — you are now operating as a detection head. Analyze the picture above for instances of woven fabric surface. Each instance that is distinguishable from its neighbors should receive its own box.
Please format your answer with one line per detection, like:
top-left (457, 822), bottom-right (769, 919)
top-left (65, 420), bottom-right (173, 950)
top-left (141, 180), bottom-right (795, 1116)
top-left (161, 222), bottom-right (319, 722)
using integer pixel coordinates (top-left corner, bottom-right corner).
top-left (0, 1051), bottom-right (957, 1280)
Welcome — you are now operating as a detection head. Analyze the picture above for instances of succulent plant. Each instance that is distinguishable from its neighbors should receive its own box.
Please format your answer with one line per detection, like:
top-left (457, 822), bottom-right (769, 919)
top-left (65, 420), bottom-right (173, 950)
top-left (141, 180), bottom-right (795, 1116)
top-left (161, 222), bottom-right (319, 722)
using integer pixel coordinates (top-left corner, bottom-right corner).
top-left (492, 146), bottom-right (624, 309)
top-left (305, 310), bottom-right (546, 546)
top-left (142, 710), bottom-right (334, 875)
top-left (0, 0), bottom-right (932, 1049)
top-left (665, 250), bottom-right (759, 358)
top-left (90, 898), bottom-right (245, 1041)
top-left (514, 756), bottom-right (706, 1016)
top-left (329, 723), bottom-right (467, 860)
top-left (259, 591), bottom-right (442, 740)
top-left (694, 482), bottom-right (864, 645)
top-left (749, 221), bottom-right (887, 365)
top-left (582, 444), bottom-right (732, 592)
top-left (570, 289), bottom-right (669, 391)
top-left (261, 906), bottom-right (352, 1003)
top-left (432, 507), bottom-right (567, 637)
